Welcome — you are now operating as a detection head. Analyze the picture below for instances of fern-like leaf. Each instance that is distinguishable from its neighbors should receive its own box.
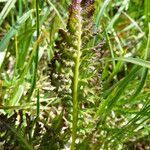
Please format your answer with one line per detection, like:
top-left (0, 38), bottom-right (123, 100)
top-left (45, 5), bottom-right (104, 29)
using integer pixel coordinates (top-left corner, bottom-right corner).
top-left (49, 0), bottom-right (105, 149)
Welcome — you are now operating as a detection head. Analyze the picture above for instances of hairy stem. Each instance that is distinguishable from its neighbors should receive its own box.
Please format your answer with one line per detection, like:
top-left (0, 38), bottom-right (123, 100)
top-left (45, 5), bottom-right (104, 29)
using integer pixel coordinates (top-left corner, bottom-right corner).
top-left (71, 3), bottom-right (82, 150)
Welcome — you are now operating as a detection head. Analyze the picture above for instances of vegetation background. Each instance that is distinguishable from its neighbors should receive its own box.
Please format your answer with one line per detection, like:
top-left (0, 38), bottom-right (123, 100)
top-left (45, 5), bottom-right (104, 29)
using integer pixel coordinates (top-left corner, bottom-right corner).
top-left (0, 0), bottom-right (150, 149)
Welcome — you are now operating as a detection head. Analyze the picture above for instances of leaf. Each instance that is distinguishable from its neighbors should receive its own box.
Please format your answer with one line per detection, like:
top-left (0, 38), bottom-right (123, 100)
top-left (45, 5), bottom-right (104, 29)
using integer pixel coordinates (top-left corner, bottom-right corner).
top-left (47, 0), bottom-right (65, 28)
top-left (122, 12), bottom-right (144, 34)
top-left (7, 33), bottom-right (42, 106)
top-left (52, 0), bottom-right (103, 149)
top-left (52, 111), bottom-right (64, 133)
top-left (107, 0), bottom-right (130, 31)
top-left (94, 65), bottom-right (141, 120)
top-left (95, 0), bottom-right (111, 27)
top-left (0, 9), bottom-right (33, 52)
top-left (115, 57), bottom-right (150, 68)
top-left (8, 84), bottom-right (24, 106)
top-left (0, 0), bottom-right (17, 26)
top-left (127, 23), bottom-right (150, 101)
top-left (109, 100), bottom-right (150, 145)
top-left (0, 112), bottom-right (33, 150)
top-left (0, 51), bottom-right (5, 68)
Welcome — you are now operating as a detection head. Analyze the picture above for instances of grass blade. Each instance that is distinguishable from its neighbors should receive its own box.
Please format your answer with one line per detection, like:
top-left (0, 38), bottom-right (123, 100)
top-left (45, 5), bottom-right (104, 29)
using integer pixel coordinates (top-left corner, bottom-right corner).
top-left (122, 12), bottom-right (144, 34)
top-left (107, 0), bottom-right (129, 31)
top-left (127, 23), bottom-right (150, 101)
top-left (144, 0), bottom-right (150, 27)
top-left (27, 0), bottom-right (40, 100)
top-left (93, 0), bottom-right (111, 46)
top-left (115, 57), bottom-right (150, 68)
top-left (0, 116), bottom-right (34, 150)
top-left (7, 34), bottom-right (42, 106)
top-left (95, 65), bottom-right (141, 120)
top-left (95, 0), bottom-right (110, 27)
top-left (46, 0), bottom-right (65, 28)
top-left (0, 0), bottom-right (17, 26)
top-left (0, 10), bottom-right (33, 52)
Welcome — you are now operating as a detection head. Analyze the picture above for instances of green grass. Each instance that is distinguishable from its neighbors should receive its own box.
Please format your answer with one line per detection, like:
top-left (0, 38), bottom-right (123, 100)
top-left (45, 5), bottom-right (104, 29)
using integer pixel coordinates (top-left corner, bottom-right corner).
top-left (0, 0), bottom-right (150, 149)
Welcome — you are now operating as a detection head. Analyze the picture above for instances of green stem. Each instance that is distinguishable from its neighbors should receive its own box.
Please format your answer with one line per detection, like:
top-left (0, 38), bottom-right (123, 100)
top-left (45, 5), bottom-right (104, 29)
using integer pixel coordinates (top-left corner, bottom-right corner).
top-left (71, 6), bottom-right (82, 150)
top-left (35, 0), bottom-right (40, 70)
top-left (144, 0), bottom-right (149, 28)
top-left (19, 0), bottom-right (23, 17)
top-left (27, 0), bottom-right (39, 100)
